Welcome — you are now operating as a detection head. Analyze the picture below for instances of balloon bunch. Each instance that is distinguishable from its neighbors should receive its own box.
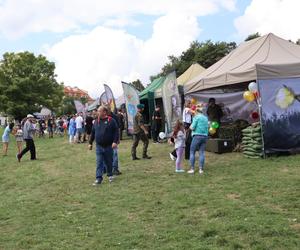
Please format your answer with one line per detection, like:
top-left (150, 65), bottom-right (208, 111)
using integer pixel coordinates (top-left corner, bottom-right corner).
top-left (243, 82), bottom-right (259, 102)
top-left (209, 121), bottom-right (219, 135)
top-left (243, 82), bottom-right (260, 120)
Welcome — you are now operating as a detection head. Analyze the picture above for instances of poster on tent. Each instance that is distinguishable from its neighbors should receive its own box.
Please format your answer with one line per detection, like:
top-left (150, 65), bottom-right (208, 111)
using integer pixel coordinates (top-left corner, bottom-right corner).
top-left (162, 72), bottom-right (182, 133)
top-left (258, 77), bottom-right (300, 153)
top-left (104, 84), bottom-right (116, 113)
top-left (187, 91), bottom-right (257, 123)
top-left (122, 81), bottom-right (140, 134)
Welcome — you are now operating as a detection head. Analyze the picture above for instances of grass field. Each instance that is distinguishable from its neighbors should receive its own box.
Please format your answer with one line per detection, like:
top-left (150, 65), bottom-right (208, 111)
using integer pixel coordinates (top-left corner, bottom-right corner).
top-left (0, 129), bottom-right (300, 249)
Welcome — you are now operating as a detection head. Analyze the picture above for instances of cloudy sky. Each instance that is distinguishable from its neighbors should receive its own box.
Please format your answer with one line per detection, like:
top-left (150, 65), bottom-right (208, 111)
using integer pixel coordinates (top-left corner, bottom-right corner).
top-left (0, 0), bottom-right (299, 98)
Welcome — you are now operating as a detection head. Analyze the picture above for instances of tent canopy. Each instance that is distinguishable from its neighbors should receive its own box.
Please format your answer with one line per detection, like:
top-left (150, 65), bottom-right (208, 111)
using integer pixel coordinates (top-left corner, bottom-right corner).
top-left (185, 33), bottom-right (300, 94)
top-left (139, 76), bottom-right (166, 100)
top-left (177, 63), bottom-right (205, 85)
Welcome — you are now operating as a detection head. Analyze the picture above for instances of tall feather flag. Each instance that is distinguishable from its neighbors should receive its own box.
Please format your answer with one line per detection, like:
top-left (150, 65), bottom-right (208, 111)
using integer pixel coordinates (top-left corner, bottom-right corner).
top-left (104, 84), bottom-right (116, 113)
top-left (162, 71), bottom-right (182, 133)
top-left (121, 81), bottom-right (140, 134)
top-left (99, 91), bottom-right (108, 106)
top-left (74, 100), bottom-right (87, 114)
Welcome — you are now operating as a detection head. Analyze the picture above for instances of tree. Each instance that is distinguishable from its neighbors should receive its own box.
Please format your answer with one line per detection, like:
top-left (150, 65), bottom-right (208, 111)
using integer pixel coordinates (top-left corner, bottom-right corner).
top-left (150, 40), bottom-right (236, 80)
top-left (130, 79), bottom-right (145, 92)
top-left (244, 32), bottom-right (261, 41)
top-left (0, 52), bottom-right (64, 120)
top-left (58, 96), bottom-right (77, 115)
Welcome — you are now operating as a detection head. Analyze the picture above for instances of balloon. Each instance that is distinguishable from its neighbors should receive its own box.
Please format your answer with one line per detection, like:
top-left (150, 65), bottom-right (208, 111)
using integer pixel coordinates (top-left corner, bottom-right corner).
top-left (191, 98), bottom-right (197, 105)
top-left (243, 91), bottom-right (255, 102)
top-left (211, 121), bottom-right (219, 129)
top-left (254, 91), bottom-right (260, 98)
top-left (248, 82), bottom-right (258, 93)
top-left (251, 111), bottom-right (259, 120)
top-left (159, 132), bottom-right (166, 139)
top-left (209, 127), bottom-right (216, 135)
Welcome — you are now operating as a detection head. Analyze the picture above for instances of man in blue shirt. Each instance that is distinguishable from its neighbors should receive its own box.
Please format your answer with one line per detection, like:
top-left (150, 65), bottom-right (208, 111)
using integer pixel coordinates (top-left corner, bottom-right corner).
top-left (89, 106), bottom-right (119, 185)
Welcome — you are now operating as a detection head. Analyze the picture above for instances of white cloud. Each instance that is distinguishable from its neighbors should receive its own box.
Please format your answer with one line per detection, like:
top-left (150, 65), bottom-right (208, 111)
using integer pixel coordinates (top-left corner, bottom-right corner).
top-left (46, 12), bottom-right (201, 98)
top-left (0, 0), bottom-right (236, 39)
top-left (234, 0), bottom-right (300, 41)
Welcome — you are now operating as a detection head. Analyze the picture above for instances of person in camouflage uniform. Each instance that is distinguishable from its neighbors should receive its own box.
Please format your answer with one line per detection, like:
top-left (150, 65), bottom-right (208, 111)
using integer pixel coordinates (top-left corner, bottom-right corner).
top-left (131, 104), bottom-right (151, 160)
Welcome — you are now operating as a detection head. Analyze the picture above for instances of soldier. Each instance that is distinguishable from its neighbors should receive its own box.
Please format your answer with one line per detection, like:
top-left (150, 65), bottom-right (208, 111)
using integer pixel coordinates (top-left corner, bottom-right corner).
top-left (131, 104), bottom-right (151, 160)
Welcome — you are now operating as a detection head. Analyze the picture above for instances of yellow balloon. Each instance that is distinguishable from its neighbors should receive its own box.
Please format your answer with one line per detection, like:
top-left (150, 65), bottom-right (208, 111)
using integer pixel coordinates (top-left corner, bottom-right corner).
top-left (191, 98), bottom-right (197, 105)
top-left (243, 91), bottom-right (255, 102)
top-left (209, 127), bottom-right (216, 135)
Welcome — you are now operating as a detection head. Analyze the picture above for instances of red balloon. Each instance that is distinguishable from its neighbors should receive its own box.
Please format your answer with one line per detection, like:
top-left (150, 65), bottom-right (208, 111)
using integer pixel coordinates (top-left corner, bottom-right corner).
top-left (251, 111), bottom-right (259, 119)
top-left (253, 91), bottom-right (260, 98)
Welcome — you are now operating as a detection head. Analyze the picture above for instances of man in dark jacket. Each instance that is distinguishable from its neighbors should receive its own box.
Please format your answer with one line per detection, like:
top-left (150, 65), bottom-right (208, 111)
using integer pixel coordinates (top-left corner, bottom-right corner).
top-left (88, 106), bottom-right (119, 185)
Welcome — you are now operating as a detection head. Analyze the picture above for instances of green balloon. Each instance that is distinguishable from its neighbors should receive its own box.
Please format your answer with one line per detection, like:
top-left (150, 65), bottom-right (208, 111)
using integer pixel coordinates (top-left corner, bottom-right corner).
top-left (211, 121), bottom-right (219, 129)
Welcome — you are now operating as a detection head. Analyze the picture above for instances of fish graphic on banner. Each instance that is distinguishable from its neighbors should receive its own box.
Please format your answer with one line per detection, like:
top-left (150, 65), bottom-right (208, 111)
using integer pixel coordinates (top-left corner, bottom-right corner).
top-left (121, 81), bottom-right (140, 134)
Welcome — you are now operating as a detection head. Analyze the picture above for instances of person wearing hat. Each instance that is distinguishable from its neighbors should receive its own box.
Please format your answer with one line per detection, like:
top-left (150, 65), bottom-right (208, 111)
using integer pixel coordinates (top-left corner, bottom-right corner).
top-left (16, 114), bottom-right (37, 162)
top-left (207, 98), bottom-right (223, 137)
top-left (131, 104), bottom-right (151, 160)
top-left (187, 104), bottom-right (209, 174)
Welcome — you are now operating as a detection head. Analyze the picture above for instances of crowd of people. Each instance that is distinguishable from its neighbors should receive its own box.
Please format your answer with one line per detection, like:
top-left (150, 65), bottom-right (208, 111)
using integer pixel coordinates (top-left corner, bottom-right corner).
top-left (2, 98), bottom-right (223, 184)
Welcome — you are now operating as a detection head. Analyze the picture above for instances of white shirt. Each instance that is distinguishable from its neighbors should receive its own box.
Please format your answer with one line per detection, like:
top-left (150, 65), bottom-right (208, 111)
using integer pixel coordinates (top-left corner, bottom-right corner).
top-left (75, 116), bottom-right (83, 129)
top-left (182, 107), bottom-right (192, 124)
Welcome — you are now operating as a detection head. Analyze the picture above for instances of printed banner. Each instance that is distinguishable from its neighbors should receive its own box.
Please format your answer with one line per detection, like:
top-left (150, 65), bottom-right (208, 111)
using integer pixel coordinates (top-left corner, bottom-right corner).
top-left (122, 81), bottom-right (140, 134)
top-left (74, 100), bottom-right (86, 114)
top-left (162, 72), bottom-right (182, 133)
top-left (99, 92), bottom-right (108, 105)
top-left (104, 84), bottom-right (116, 113)
top-left (187, 91), bottom-right (257, 123)
top-left (258, 77), bottom-right (300, 153)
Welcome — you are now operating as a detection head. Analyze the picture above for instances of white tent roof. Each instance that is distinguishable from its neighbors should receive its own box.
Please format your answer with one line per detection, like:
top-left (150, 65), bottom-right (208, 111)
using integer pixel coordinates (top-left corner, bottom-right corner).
top-left (177, 63), bottom-right (205, 85)
top-left (185, 33), bottom-right (300, 94)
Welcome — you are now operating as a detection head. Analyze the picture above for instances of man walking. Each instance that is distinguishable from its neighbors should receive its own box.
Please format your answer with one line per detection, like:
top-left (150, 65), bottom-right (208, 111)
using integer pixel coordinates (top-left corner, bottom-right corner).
top-left (89, 106), bottom-right (119, 185)
top-left (17, 114), bottom-right (37, 162)
top-left (131, 104), bottom-right (151, 160)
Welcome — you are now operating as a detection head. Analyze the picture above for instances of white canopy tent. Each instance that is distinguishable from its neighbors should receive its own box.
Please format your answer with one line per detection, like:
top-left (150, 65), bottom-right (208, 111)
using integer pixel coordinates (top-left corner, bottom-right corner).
top-left (184, 33), bottom-right (300, 94)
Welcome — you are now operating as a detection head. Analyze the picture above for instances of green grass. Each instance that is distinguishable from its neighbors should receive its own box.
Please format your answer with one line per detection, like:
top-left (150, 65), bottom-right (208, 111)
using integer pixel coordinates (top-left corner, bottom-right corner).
top-left (0, 128), bottom-right (299, 249)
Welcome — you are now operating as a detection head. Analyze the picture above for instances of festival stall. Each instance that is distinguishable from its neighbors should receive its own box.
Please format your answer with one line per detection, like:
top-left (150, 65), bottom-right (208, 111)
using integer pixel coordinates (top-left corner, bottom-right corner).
top-left (184, 33), bottom-right (300, 156)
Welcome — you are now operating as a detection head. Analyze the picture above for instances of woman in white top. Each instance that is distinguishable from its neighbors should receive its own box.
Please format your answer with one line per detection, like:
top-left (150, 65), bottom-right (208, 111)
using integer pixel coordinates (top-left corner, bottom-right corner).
top-left (182, 100), bottom-right (193, 129)
top-left (15, 124), bottom-right (23, 154)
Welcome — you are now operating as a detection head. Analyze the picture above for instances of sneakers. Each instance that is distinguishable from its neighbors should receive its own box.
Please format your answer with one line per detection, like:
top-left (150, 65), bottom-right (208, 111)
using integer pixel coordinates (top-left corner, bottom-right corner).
top-left (92, 179), bottom-right (102, 186)
top-left (142, 155), bottom-right (152, 159)
top-left (113, 169), bottom-right (122, 175)
top-left (175, 169), bottom-right (185, 173)
top-left (108, 176), bottom-right (114, 183)
top-left (199, 169), bottom-right (204, 174)
top-left (169, 153), bottom-right (176, 161)
top-left (187, 169), bottom-right (195, 174)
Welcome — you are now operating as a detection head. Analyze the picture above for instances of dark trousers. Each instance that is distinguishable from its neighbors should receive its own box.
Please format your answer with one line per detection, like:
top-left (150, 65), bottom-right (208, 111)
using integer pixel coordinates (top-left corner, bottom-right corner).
top-left (131, 132), bottom-right (149, 158)
top-left (152, 125), bottom-right (161, 142)
top-left (185, 129), bottom-right (192, 160)
top-left (19, 139), bottom-right (36, 160)
top-left (96, 145), bottom-right (113, 179)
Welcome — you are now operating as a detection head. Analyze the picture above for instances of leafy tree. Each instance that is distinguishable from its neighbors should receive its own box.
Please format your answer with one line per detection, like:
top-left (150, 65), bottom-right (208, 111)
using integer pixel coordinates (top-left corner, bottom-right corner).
top-left (244, 32), bottom-right (261, 41)
top-left (130, 79), bottom-right (145, 92)
top-left (150, 40), bottom-right (236, 81)
top-left (0, 52), bottom-right (64, 120)
top-left (58, 96), bottom-right (77, 115)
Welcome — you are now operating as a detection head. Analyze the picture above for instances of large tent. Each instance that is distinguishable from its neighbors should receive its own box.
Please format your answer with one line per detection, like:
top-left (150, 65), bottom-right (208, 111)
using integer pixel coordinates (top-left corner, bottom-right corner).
top-left (184, 33), bottom-right (300, 94)
top-left (177, 63), bottom-right (205, 86)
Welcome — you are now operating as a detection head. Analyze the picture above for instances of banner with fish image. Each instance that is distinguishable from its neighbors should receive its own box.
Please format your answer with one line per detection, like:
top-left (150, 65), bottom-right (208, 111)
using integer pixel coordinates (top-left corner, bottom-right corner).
top-left (122, 81), bottom-right (140, 134)
top-left (258, 77), bottom-right (300, 153)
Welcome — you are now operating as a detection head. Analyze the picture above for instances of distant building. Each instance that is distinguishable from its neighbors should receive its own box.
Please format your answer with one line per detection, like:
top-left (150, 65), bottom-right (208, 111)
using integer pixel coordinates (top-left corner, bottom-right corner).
top-left (64, 86), bottom-right (94, 103)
